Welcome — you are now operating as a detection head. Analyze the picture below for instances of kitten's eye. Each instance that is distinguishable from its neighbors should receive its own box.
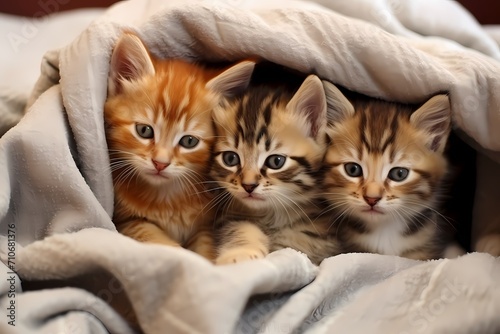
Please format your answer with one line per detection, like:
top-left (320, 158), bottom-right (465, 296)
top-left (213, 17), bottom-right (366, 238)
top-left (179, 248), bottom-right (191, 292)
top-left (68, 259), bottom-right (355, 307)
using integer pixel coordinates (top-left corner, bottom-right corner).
top-left (388, 167), bottom-right (409, 182)
top-left (265, 155), bottom-right (286, 170)
top-left (222, 151), bottom-right (240, 167)
top-left (136, 124), bottom-right (154, 139)
top-left (179, 135), bottom-right (199, 149)
top-left (344, 163), bottom-right (363, 177)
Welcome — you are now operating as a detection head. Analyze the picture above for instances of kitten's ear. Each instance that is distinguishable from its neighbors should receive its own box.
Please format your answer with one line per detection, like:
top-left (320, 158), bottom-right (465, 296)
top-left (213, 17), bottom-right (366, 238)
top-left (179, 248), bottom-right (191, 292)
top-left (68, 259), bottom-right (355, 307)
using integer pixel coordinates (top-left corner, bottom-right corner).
top-left (410, 94), bottom-right (451, 153)
top-left (322, 80), bottom-right (354, 124)
top-left (286, 75), bottom-right (327, 139)
top-left (108, 33), bottom-right (155, 96)
top-left (206, 61), bottom-right (255, 96)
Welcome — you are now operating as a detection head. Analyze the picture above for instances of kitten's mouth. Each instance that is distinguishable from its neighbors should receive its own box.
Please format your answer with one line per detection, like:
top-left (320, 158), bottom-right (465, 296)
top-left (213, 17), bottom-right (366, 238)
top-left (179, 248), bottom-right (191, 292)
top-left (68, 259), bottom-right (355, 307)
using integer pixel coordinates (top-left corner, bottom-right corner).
top-left (240, 193), bottom-right (265, 201)
top-left (147, 171), bottom-right (169, 180)
top-left (362, 207), bottom-right (384, 214)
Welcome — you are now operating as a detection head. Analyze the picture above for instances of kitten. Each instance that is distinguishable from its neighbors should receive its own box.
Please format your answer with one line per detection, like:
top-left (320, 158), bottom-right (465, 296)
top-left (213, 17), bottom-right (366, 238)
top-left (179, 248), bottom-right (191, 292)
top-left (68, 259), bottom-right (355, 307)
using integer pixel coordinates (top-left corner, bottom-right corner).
top-left (321, 81), bottom-right (452, 260)
top-left (104, 32), bottom-right (255, 261)
top-left (211, 75), bottom-right (340, 265)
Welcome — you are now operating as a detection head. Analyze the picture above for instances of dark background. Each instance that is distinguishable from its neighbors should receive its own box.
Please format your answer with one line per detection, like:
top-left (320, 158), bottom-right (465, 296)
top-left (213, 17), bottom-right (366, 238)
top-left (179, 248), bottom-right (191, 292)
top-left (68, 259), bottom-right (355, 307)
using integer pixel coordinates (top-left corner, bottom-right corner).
top-left (0, 1), bottom-right (498, 24)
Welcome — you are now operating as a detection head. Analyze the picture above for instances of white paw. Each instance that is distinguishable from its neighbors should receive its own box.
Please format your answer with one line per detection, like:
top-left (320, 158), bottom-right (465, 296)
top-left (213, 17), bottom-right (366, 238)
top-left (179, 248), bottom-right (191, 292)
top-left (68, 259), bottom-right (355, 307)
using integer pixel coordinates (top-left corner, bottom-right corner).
top-left (475, 234), bottom-right (500, 256)
top-left (215, 248), bottom-right (266, 265)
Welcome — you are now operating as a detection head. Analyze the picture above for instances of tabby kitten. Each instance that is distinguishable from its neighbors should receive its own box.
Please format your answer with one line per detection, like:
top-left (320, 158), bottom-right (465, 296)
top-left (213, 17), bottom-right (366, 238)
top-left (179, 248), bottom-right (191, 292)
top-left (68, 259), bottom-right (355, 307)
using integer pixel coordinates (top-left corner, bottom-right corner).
top-left (211, 75), bottom-right (340, 265)
top-left (322, 81), bottom-right (452, 260)
top-left (104, 32), bottom-right (255, 261)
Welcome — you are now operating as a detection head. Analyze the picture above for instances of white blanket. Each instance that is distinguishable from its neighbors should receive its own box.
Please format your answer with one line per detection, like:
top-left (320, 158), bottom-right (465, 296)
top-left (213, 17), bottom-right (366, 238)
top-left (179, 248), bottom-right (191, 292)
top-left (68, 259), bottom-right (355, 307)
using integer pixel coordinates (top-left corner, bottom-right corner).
top-left (0, 9), bottom-right (104, 137)
top-left (1, 0), bottom-right (500, 333)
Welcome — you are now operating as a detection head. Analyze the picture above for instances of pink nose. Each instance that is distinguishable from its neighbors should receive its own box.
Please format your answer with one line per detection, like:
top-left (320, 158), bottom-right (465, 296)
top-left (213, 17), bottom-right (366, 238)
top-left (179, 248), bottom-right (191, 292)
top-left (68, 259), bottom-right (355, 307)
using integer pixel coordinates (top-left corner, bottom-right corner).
top-left (242, 183), bottom-right (258, 194)
top-left (363, 196), bottom-right (381, 207)
top-left (152, 159), bottom-right (169, 171)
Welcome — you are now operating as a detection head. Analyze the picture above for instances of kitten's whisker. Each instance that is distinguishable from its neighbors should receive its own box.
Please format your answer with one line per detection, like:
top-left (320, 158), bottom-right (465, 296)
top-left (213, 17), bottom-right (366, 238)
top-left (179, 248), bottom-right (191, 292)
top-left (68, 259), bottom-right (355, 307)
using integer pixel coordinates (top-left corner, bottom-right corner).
top-left (284, 188), bottom-right (317, 207)
top-left (176, 173), bottom-right (200, 201)
top-left (127, 167), bottom-right (141, 190)
top-left (194, 180), bottom-right (223, 184)
top-left (273, 192), bottom-right (307, 222)
top-left (192, 187), bottom-right (230, 224)
top-left (218, 193), bottom-right (236, 220)
top-left (270, 194), bottom-right (294, 226)
top-left (220, 195), bottom-right (238, 223)
top-left (320, 201), bottom-right (350, 216)
top-left (328, 206), bottom-right (352, 233)
top-left (192, 186), bottom-right (226, 196)
top-left (114, 165), bottom-right (138, 187)
top-left (403, 200), bottom-right (454, 229)
top-left (398, 204), bottom-right (439, 227)
top-left (390, 209), bottom-right (413, 236)
top-left (182, 169), bottom-right (204, 184)
top-left (182, 171), bottom-right (203, 190)
top-left (328, 206), bottom-right (347, 235)
top-left (109, 163), bottom-right (131, 173)
top-left (202, 190), bottom-right (232, 214)
top-left (316, 192), bottom-right (346, 198)
top-left (273, 192), bottom-right (320, 234)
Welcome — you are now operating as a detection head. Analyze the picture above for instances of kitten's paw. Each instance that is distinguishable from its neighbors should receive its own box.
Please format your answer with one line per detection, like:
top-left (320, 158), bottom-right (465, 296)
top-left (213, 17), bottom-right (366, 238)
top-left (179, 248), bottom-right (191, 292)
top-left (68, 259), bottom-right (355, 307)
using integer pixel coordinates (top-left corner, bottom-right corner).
top-left (475, 234), bottom-right (500, 256)
top-left (215, 248), bottom-right (267, 265)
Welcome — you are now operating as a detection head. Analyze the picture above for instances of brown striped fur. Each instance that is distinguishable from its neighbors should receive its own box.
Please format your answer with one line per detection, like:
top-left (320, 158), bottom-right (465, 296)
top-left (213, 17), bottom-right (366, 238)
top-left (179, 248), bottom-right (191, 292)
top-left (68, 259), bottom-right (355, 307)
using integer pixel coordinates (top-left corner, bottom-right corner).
top-left (104, 32), bottom-right (254, 261)
top-left (212, 75), bottom-right (340, 265)
top-left (322, 81), bottom-right (452, 260)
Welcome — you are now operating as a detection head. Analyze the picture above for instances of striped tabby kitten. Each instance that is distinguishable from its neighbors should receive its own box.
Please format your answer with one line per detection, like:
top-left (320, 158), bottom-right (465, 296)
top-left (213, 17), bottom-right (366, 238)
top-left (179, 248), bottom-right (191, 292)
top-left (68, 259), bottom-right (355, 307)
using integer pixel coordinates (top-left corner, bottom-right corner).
top-left (212, 75), bottom-right (340, 265)
top-left (104, 32), bottom-right (254, 261)
top-left (322, 81), bottom-right (451, 260)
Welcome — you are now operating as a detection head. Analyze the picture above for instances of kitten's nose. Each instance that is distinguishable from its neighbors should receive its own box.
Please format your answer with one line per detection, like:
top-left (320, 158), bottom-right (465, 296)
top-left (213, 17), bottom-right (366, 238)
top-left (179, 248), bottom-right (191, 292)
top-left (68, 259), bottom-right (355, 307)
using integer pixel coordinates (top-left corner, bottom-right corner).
top-left (242, 183), bottom-right (258, 194)
top-left (363, 196), bottom-right (381, 207)
top-left (152, 159), bottom-right (169, 171)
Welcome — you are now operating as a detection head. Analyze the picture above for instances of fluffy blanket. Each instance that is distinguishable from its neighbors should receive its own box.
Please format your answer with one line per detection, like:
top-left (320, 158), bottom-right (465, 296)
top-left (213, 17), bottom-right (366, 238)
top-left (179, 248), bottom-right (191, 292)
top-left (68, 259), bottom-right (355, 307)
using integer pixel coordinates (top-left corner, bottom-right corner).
top-left (0, 8), bottom-right (104, 137)
top-left (1, 0), bottom-right (500, 333)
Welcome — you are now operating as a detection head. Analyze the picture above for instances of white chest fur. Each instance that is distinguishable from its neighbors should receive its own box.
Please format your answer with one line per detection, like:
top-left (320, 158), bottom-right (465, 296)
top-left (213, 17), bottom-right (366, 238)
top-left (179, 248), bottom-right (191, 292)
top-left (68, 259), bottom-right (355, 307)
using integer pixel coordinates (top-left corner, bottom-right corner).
top-left (355, 217), bottom-right (435, 256)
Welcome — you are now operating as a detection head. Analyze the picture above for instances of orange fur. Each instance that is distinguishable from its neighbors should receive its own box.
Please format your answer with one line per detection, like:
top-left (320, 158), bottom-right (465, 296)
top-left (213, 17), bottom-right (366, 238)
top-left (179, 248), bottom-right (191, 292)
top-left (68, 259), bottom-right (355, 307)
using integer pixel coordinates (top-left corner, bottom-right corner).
top-left (104, 33), bottom-right (254, 261)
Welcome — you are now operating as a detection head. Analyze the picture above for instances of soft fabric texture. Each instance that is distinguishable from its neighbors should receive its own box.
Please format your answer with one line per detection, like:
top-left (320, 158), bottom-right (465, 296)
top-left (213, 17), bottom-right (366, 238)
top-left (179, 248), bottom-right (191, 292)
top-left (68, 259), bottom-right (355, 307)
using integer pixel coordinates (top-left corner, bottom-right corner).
top-left (0, 9), bottom-right (104, 137)
top-left (1, 0), bottom-right (500, 333)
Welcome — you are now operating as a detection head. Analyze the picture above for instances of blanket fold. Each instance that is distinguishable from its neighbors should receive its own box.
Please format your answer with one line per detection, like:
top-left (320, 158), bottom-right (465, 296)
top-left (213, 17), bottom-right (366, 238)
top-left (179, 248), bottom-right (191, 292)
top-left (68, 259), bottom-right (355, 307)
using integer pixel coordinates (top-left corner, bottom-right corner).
top-left (1, 0), bottom-right (500, 333)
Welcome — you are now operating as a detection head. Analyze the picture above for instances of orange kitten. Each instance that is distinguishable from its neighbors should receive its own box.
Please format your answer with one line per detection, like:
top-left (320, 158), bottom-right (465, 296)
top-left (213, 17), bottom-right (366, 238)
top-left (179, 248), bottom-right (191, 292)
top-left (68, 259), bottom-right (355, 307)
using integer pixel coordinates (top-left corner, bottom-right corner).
top-left (104, 32), bottom-right (254, 261)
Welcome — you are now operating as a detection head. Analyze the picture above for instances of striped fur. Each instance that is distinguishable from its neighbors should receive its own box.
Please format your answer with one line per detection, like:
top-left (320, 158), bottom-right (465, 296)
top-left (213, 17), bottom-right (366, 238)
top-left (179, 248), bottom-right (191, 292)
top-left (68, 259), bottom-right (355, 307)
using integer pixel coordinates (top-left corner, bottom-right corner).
top-left (212, 75), bottom-right (340, 265)
top-left (322, 82), bottom-right (452, 260)
top-left (104, 33), bottom-right (254, 261)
